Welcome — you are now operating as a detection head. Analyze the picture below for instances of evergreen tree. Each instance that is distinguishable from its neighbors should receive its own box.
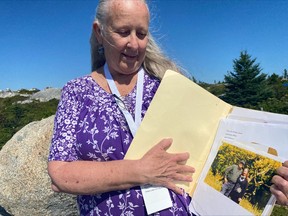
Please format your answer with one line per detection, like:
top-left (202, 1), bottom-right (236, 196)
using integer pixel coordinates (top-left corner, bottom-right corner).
top-left (283, 69), bottom-right (288, 80)
top-left (221, 51), bottom-right (272, 108)
top-left (191, 76), bottom-right (197, 83)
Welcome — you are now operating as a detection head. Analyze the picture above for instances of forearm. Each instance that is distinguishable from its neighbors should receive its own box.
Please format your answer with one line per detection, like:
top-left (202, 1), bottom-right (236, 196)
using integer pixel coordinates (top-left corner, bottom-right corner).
top-left (48, 160), bottom-right (144, 195)
top-left (48, 138), bottom-right (196, 196)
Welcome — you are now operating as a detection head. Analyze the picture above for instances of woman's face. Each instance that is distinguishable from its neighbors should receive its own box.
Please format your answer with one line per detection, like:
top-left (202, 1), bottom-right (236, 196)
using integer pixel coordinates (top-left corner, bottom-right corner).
top-left (102, 0), bottom-right (149, 76)
top-left (243, 168), bottom-right (249, 176)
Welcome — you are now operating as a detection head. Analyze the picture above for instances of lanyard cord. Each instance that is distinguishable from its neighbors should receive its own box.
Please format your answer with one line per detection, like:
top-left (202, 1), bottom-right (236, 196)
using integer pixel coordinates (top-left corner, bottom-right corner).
top-left (104, 63), bottom-right (144, 137)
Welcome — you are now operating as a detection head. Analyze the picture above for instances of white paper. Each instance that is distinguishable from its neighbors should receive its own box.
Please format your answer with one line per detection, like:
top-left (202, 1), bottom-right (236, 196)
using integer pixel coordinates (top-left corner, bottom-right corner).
top-left (190, 112), bottom-right (287, 215)
top-left (141, 185), bottom-right (172, 214)
top-left (229, 106), bottom-right (288, 124)
top-left (213, 118), bottom-right (288, 159)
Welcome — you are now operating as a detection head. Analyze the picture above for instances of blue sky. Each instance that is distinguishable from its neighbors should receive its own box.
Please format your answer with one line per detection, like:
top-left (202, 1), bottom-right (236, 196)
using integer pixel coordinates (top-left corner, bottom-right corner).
top-left (1, 0), bottom-right (288, 90)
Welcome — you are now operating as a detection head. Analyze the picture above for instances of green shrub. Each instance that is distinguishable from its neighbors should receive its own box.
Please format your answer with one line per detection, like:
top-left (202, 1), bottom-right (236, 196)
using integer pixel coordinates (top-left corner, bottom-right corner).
top-left (0, 97), bottom-right (58, 150)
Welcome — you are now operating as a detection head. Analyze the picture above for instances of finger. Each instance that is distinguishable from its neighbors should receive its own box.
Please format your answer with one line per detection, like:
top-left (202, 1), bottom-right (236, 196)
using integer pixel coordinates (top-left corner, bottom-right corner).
top-left (168, 173), bottom-right (193, 183)
top-left (169, 152), bottom-right (190, 163)
top-left (271, 175), bottom-right (288, 197)
top-left (168, 163), bottom-right (195, 175)
top-left (164, 181), bottom-right (184, 195)
top-left (276, 166), bottom-right (288, 181)
top-left (271, 184), bottom-right (288, 206)
top-left (178, 164), bottom-right (196, 174)
top-left (283, 160), bottom-right (288, 168)
top-left (160, 163), bottom-right (195, 177)
top-left (158, 138), bottom-right (173, 151)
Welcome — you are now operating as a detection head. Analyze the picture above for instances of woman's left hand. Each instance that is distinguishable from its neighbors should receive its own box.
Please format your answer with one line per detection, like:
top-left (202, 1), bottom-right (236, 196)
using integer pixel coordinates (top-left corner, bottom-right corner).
top-left (138, 138), bottom-right (195, 195)
top-left (271, 160), bottom-right (288, 206)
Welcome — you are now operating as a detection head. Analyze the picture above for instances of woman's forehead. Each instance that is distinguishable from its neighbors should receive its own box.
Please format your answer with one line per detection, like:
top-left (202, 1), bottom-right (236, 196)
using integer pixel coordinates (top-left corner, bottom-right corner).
top-left (106, 0), bottom-right (149, 28)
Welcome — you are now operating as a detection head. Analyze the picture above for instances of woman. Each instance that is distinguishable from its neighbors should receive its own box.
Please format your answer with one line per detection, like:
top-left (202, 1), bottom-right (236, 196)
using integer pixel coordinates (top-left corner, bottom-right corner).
top-left (229, 168), bottom-right (249, 204)
top-left (48, 0), bottom-right (195, 215)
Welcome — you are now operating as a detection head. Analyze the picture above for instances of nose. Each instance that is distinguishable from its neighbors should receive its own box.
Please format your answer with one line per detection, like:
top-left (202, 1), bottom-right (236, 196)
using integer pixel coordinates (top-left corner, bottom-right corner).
top-left (127, 33), bottom-right (139, 50)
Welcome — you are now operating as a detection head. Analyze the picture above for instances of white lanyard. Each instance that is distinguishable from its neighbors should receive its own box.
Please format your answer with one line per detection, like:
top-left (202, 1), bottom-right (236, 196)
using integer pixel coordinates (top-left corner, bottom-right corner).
top-left (105, 64), bottom-right (172, 214)
top-left (104, 63), bottom-right (144, 137)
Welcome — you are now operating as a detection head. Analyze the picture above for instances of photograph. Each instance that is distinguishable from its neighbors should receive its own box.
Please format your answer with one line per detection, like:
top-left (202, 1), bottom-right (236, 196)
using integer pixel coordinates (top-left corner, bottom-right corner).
top-left (1, 1), bottom-right (288, 215)
top-left (204, 141), bottom-right (282, 215)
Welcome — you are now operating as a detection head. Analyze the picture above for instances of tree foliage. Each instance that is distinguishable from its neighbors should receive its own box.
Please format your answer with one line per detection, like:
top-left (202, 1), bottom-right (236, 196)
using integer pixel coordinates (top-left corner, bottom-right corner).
top-left (221, 51), bottom-right (273, 108)
top-left (257, 73), bottom-right (288, 114)
top-left (283, 69), bottom-right (288, 80)
top-left (0, 97), bottom-right (58, 150)
top-left (197, 52), bottom-right (288, 114)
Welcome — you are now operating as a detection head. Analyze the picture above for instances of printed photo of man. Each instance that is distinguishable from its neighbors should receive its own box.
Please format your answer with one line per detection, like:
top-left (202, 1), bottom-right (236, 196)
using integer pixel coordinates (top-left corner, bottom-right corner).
top-left (220, 160), bottom-right (245, 197)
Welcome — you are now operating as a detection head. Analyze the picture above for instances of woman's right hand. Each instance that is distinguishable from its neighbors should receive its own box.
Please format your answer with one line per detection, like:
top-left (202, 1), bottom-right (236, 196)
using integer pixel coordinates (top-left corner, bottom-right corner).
top-left (138, 138), bottom-right (195, 195)
top-left (271, 160), bottom-right (288, 206)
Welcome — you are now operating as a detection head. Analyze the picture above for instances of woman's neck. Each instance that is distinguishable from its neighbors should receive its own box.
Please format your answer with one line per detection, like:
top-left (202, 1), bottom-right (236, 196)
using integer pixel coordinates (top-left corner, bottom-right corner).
top-left (91, 67), bottom-right (139, 96)
top-left (111, 70), bottom-right (138, 86)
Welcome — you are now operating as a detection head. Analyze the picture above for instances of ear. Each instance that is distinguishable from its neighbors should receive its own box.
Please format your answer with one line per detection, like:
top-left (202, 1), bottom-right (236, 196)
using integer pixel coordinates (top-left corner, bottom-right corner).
top-left (93, 22), bottom-right (103, 44)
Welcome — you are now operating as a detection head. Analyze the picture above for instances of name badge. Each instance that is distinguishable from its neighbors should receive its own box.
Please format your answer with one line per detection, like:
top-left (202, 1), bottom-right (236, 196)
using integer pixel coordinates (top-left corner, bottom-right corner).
top-left (141, 184), bottom-right (173, 214)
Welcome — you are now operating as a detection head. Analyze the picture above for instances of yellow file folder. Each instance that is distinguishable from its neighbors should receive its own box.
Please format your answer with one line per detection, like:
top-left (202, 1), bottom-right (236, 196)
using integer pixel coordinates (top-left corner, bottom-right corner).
top-left (125, 70), bottom-right (232, 195)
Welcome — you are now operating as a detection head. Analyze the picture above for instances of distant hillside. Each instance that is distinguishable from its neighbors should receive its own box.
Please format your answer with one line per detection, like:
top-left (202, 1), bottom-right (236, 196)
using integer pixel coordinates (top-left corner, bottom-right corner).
top-left (0, 88), bottom-right (61, 150)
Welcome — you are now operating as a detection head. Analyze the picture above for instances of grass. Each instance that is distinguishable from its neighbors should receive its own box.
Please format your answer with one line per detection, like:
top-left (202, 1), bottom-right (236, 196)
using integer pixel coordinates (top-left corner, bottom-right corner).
top-left (271, 205), bottom-right (288, 216)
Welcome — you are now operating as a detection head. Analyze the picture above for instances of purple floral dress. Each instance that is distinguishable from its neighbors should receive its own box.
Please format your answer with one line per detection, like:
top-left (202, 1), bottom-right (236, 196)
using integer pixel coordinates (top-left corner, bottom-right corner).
top-left (48, 72), bottom-right (192, 215)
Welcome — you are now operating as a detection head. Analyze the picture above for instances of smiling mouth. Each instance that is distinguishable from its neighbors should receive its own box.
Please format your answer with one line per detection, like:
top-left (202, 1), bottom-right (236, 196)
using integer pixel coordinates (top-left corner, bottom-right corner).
top-left (123, 53), bottom-right (138, 59)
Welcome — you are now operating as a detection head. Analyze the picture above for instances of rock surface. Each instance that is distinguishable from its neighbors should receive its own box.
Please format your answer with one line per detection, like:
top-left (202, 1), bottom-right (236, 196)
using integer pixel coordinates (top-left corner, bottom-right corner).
top-left (0, 116), bottom-right (78, 216)
top-left (0, 88), bottom-right (61, 104)
top-left (30, 88), bottom-right (61, 102)
top-left (18, 88), bottom-right (62, 104)
top-left (0, 89), bottom-right (35, 98)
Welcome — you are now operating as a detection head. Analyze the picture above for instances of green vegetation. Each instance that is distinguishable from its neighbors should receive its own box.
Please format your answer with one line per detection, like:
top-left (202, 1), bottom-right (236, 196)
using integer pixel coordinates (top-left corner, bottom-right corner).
top-left (0, 96), bottom-right (58, 150)
top-left (17, 88), bottom-right (40, 94)
top-left (271, 205), bottom-right (288, 216)
top-left (222, 51), bottom-right (272, 108)
top-left (199, 51), bottom-right (288, 115)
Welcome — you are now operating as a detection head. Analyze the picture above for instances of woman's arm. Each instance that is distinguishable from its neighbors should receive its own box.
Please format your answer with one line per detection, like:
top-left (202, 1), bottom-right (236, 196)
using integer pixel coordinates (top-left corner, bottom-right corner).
top-left (270, 160), bottom-right (288, 206)
top-left (48, 138), bottom-right (195, 195)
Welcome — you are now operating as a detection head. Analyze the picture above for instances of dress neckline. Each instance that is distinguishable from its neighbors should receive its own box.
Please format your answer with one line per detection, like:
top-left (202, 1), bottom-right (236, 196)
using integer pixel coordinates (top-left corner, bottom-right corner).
top-left (88, 74), bottom-right (138, 98)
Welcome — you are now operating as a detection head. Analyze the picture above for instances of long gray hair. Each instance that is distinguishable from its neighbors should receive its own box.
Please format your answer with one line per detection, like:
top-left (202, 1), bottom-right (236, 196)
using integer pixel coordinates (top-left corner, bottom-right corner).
top-left (90, 0), bottom-right (181, 79)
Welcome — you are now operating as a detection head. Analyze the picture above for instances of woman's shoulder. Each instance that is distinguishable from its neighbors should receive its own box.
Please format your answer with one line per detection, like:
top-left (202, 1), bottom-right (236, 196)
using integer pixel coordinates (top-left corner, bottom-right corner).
top-left (64, 75), bottom-right (93, 87)
top-left (62, 75), bottom-right (95, 93)
top-left (58, 75), bottom-right (99, 102)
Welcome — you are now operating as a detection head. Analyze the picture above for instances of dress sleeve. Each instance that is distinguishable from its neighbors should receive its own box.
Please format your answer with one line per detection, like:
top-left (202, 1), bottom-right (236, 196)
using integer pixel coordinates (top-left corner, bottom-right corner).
top-left (48, 81), bottom-right (83, 162)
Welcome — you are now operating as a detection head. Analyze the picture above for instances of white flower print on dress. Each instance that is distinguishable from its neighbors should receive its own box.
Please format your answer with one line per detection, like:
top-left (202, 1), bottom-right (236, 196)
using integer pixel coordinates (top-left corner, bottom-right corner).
top-left (48, 73), bottom-right (193, 215)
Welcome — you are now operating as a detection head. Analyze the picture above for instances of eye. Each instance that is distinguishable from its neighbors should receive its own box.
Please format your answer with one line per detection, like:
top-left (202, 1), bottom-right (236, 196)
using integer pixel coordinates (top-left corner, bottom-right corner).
top-left (116, 30), bottom-right (130, 37)
top-left (136, 32), bottom-right (147, 40)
